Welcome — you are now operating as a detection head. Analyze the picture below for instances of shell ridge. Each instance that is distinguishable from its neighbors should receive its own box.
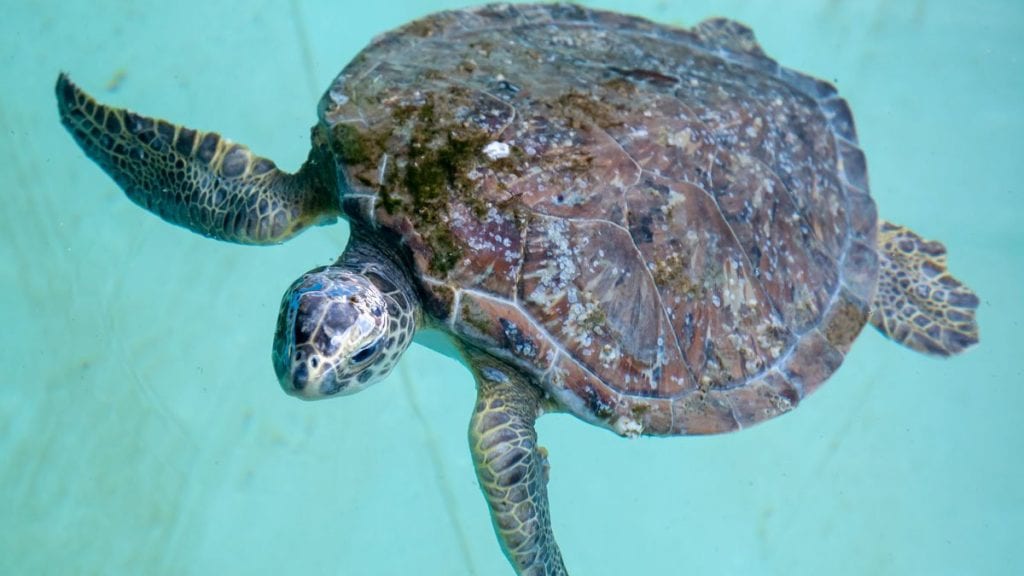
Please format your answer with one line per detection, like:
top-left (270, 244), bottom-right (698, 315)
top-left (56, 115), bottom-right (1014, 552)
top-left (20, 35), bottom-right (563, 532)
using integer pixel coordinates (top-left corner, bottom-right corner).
top-left (542, 116), bottom-right (697, 395)
top-left (714, 145), bottom-right (843, 313)
top-left (698, 172), bottom-right (794, 358)
top-left (767, 116), bottom-right (859, 399)
top-left (554, 212), bottom-right (698, 390)
top-left (664, 73), bottom-right (852, 389)
top-left (652, 162), bottom-right (796, 377)
top-left (614, 77), bottom-right (839, 375)
top-left (586, 114), bottom-right (643, 217)
top-left (510, 214), bottom-right (529, 305)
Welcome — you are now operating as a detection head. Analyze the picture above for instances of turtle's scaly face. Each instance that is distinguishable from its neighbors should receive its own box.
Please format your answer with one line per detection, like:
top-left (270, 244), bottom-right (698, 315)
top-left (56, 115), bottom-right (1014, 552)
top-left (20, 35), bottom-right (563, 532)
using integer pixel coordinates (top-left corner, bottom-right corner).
top-left (273, 266), bottom-right (390, 399)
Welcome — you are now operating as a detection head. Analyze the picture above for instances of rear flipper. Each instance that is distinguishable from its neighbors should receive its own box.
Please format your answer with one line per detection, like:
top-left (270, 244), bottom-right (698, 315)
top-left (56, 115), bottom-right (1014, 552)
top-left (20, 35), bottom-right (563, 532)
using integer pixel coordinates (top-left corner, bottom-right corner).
top-left (56, 74), bottom-right (337, 245)
top-left (870, 221), bottom-right (980, 356)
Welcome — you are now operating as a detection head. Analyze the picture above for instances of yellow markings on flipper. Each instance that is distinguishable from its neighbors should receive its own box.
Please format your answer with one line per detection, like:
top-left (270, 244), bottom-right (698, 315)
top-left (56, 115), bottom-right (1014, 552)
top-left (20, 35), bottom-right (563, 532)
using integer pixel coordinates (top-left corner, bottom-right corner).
top-left (869, 221), bottom-right (979, 356)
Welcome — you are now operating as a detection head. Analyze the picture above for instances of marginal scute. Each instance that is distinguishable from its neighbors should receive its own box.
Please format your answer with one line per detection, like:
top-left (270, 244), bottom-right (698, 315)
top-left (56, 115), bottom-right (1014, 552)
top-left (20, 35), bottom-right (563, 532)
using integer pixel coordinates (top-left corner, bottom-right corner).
top-left (671, 391), bottom-right (739, 435)
top-left (842, 240), bottom-right (881, 303)
top-left (619, 396), bottom-right (673, 435)
top-left (782, 329), bottom-right (844, 397)
top-left (820, 96), bottom-right (858, 142)
top-left (726, 370), bottom-right (801, 428)
top-left (820, 287), bottom-right (870, 352)
top-left (778, 67), bottom-right (839, 101)
top-left (846, 186), bottom-right (878, 243)
top-left (546, 355), bottom-right (620, 426)
top-left (837, 138), bottom-right (869, 191)
top-left (692, 18), bottom-right (778, 74)
top-left (455, 291), bottom-right (556, 370)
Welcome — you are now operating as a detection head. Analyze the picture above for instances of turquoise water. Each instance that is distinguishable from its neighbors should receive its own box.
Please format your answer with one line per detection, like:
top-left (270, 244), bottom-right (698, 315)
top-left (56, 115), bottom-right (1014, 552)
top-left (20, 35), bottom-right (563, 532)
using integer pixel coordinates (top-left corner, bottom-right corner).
top-left (2, 1), bottom-right (1021, 574)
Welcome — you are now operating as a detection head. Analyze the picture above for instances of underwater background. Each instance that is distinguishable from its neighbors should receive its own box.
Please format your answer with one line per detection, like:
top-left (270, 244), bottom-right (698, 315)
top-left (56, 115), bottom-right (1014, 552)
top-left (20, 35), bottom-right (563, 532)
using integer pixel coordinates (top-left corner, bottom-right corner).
top-left (1, 0), bottom-right (1021, 574)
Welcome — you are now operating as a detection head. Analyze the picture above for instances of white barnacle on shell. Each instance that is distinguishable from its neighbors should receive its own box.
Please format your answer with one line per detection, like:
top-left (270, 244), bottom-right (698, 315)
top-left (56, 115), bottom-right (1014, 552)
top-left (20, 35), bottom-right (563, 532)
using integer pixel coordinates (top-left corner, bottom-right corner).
top-left (328, 83), bottom-right (350, 106)
top-left (483, 141), bottom-right (510, 160)
top-left (614, 416), bottom-right (643, 438)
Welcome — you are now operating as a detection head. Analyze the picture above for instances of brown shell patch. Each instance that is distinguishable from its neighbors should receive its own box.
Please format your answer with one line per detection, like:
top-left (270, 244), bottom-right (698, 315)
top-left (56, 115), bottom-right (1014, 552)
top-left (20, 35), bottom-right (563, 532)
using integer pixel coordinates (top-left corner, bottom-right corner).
top-left (445, 202), bottom-right (525, 299)
top-left (624, 174), bottom-right (790, 387)
top-left (502, 107), bottom-right (637, 225)
top-left (726, 371), bottom-right (802, 429)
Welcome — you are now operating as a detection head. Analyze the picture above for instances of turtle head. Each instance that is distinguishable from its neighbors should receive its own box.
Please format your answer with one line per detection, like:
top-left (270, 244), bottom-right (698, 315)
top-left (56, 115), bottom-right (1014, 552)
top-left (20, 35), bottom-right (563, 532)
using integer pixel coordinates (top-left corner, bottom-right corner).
top-left (272, 266), bottom-right (394, 399)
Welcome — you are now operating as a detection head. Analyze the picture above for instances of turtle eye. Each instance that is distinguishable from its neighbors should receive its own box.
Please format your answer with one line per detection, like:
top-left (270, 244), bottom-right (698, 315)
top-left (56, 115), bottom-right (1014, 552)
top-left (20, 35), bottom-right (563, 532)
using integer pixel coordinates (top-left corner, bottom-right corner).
top-left (351, 341), bottom-right (379, 364)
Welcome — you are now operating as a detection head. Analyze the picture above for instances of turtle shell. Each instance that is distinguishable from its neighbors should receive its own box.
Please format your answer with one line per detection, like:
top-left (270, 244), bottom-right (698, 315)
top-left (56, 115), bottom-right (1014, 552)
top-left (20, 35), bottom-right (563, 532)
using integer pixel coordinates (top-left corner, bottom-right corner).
top-left (319, 3), bottom-right (879, 436)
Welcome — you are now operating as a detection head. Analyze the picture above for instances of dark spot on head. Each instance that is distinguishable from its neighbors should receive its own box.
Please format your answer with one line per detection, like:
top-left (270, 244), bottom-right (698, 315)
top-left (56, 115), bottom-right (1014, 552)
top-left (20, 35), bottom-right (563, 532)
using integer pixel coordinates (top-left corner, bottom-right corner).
top-left (352, 343), bottom-right (378, 364)
top-left (365, 271), bottom-right (398, 294)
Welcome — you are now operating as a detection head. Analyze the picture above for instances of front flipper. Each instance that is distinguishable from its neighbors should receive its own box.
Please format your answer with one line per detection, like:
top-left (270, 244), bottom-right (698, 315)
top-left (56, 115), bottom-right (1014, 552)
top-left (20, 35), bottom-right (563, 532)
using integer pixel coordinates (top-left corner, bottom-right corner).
top-left (467, 351), bottom-right (568, 576)
top-left (56, 74), bottom-right (338, 245)
top-left (870, 221), bottom-right (980, 355)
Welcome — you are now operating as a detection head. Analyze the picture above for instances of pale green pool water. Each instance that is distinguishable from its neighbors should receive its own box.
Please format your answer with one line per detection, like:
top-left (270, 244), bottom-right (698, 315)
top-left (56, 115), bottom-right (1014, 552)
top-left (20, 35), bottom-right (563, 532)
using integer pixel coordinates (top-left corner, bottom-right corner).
top-left (2, 1), bottom-right (1021, 574)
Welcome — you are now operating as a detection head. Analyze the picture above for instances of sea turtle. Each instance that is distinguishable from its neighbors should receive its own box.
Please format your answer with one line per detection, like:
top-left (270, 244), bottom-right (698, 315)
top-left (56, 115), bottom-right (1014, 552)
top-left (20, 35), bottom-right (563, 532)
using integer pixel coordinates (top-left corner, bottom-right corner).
top-left (56, 3), bottom-right (980, 575)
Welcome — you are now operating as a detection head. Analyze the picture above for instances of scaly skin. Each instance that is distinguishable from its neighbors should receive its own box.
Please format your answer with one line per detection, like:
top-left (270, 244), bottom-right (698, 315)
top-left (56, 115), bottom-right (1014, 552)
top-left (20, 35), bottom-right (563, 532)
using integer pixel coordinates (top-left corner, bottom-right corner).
top-left (870, 220), bottom-right (980, 356)
top-left (467, 349), bottom-right (568, 576)
top-left (55, 74), bottom-right (338, 244)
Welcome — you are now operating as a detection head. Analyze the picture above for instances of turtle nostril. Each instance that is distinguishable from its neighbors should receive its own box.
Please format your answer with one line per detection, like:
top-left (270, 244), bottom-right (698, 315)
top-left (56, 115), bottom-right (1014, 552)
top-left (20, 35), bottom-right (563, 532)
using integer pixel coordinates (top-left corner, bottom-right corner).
top-left (310, 357), bottom-right (319, 368)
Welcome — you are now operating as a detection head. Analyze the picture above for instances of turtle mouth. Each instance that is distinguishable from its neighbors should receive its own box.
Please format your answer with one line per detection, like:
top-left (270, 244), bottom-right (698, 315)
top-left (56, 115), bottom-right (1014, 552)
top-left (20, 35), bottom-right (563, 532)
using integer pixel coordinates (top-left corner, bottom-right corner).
top-left (276, 346), bottom-right (347, 399)
top-left (272, 301), bottom-right (355, 400)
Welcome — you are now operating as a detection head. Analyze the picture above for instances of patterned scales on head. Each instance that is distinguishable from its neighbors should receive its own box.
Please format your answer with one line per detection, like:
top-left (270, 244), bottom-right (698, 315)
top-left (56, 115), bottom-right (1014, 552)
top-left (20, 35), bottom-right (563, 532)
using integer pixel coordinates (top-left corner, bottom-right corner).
top-left (322, 4), bottom-right (878, 436)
